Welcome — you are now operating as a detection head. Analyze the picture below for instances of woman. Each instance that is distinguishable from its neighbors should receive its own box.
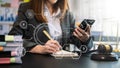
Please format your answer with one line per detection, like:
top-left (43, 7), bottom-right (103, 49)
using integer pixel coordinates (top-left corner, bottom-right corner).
top-left (9, 0), bottom-right (93, 54)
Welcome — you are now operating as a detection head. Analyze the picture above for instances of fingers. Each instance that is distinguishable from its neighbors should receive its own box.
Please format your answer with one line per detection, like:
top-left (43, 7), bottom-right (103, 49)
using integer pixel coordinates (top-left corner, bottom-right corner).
top-left (74, 27), bottom-right (87, 37)
top-left (73, 31), bottom-right (80, 39)
top-left (45, 45), bottom-right (57, 53)
top-left (74, 24), bottom-right (90, 36)
top-left (52, 40), bottom-right (61, 48)
top-left (73, 24), bottom-right (90, 42)
top-left (44, 40), bottom-right (62, 54)
top-left (46, 43), bottom-right (60, 51)
top-left (74, 29), bottom-right (83, 38)
top-left (85, 24), bottom-right (91, 35)
top-left (47, 40), bottom-right (62, 49)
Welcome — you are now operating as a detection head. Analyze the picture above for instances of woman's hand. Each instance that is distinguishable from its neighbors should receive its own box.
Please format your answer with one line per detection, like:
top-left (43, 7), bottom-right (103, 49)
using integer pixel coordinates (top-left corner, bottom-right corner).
top-left (30, 40), bottom-right (61, 54)
top-left (73, 24), bottom-right (91, 42)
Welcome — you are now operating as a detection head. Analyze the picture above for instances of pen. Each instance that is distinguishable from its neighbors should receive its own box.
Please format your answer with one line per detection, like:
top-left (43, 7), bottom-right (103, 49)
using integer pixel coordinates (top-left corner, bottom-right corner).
top-left (43, 30), bottom-right (52, 40)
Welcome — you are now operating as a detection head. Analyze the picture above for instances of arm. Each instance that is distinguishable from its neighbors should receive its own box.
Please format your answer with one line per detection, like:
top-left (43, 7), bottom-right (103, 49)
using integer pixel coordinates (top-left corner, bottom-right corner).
top-left (68, 11), bottom-right (93, 52)
top-left (8, 3), bottom-right (37, 51)
top-left (8, 4), bottom-right (26, 35)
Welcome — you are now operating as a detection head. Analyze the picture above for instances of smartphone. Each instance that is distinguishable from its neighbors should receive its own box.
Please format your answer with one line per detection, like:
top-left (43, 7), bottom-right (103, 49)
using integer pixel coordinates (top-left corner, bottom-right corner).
top-left (79, 19), bottom-right (95, 30)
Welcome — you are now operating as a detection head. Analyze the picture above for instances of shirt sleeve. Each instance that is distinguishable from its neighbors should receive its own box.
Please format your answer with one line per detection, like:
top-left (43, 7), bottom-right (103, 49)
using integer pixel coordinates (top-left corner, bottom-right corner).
top-left (8, 3), bottom-right (37, 51)
top-left (8, 3), bottom-right (27, 35)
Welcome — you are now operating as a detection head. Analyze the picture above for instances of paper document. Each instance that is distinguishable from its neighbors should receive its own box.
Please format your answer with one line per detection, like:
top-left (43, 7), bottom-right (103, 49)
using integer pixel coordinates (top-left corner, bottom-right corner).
top-left (52, 50), bottom-right (78, 57)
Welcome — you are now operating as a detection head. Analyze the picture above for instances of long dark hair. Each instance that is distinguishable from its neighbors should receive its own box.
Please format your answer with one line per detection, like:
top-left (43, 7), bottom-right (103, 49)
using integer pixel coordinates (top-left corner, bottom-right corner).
top-left (30, 0), bottom-right (69, 23)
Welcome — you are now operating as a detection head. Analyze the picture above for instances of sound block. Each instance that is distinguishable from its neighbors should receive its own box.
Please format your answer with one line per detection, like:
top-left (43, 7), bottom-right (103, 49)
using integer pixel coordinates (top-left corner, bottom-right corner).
top-left (91, 53), bottom-right (119, 61)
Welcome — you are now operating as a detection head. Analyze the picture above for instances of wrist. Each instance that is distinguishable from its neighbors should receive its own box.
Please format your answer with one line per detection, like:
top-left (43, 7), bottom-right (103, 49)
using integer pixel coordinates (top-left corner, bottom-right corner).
top-left (81, 36), bottom-right (91, 44)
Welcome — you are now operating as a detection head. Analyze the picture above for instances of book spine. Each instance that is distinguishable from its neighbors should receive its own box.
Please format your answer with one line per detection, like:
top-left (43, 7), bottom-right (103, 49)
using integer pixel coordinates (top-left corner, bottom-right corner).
top-left (6, 42), bottom-right (23, 46)
top-left (14, 35), bottom-right (23, 42)
top-left (0, 51), bottom-right (19, 57)
top-left (11, 57), bottom-right (22, 64)
top-left (0, 58), bottom-right (10, 64)
top-left (0, 57), bottom-right (22, 64)
top-left (0, 35), bottom-right (5, 41)
top-left (0, 42), bottom-right (6, 46)
top-left (0, 35), bottom-right (23, 42)
top-left (0, 42), bottom-right (22, 46)
top-left (0, 51), bottom-right (11, 57)
top-left (0, 46), bottom-right (22, 51)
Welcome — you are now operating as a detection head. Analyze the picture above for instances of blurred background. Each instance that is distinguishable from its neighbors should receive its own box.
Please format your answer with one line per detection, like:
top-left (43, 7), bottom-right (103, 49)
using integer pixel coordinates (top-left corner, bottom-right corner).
top-left (0, 0), bottom-right (120, 50)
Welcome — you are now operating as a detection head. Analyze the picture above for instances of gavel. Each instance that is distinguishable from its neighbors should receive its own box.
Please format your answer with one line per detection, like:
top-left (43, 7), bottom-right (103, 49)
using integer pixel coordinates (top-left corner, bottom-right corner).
top-left (97, 44), bottom-right (113, 54)
top-left (91, 44), bottom-right (119, 61)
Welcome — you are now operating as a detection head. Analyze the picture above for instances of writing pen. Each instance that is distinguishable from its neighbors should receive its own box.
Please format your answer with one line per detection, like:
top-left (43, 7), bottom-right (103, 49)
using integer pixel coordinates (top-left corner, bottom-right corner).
top-left (43, 30), bottom-right (53, 40)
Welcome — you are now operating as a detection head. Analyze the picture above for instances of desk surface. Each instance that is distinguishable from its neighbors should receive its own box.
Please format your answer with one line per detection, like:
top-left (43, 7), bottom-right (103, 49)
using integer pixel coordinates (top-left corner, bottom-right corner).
top-left (0, 53), bottom-right (120, 68)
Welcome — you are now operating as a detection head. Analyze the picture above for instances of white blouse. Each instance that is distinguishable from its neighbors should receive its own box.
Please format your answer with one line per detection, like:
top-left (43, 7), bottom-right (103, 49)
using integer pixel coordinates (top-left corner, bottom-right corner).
top-left (44, 5), bottom-right (62, 41)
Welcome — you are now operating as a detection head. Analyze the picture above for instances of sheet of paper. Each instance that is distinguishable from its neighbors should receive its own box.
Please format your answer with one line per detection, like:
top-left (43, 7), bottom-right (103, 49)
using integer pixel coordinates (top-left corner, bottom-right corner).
top-left (51, 50), bottom-right (78, 58)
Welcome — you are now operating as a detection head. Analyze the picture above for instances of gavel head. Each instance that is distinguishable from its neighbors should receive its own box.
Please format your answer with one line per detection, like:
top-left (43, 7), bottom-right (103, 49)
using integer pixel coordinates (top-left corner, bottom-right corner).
top-left (98, 44), bottom-right (113, 54)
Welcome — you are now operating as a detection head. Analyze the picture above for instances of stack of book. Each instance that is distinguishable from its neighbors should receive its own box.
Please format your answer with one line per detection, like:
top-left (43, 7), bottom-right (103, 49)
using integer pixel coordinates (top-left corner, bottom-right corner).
top-left (0, 35), bottom-right (23, 64)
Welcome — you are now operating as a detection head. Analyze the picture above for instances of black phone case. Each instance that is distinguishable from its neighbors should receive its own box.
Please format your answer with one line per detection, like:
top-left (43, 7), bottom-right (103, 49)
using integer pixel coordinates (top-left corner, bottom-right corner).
top-left (79, 19), bottom-right (95, 30)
